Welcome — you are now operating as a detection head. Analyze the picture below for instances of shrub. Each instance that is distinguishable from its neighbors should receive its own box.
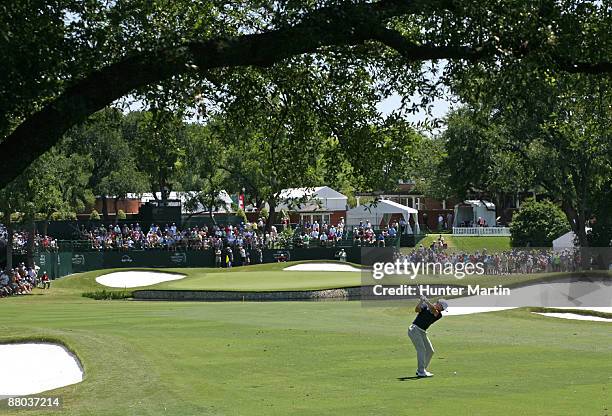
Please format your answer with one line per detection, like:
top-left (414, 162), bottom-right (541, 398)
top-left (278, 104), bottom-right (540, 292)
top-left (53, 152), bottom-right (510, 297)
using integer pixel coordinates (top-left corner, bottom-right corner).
top-left (51, 211), bottom-right (77, 220)
top-left (278, 227), bottom-right (295, 249)
top-left (89, 209), bottom-right (101, 220)
top-left (82, 290), bottom-right (132, 300)
top-left (117, 209), bottom-right (127, 220)
top-left (259, 208), bottom-right (269, 219)
top-left (235, 208), bottom-right (247, 223)
top-left (510, 199), bottom-right (570, 247)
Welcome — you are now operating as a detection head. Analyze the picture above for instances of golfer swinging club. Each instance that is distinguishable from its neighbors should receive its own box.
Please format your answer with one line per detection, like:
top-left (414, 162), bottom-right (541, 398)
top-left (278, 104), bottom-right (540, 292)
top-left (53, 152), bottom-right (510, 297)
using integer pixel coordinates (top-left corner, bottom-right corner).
top-left (408, 295), bottom-right (448, 377)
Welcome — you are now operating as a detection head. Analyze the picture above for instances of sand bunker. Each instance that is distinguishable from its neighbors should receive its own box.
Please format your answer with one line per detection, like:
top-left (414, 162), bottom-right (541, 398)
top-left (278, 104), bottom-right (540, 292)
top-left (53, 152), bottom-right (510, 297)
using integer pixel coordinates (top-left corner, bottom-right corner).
top-left (0, 343), bottom-right (83, 396)
top-left (533, 312), bottom-right (612, 322)
top-left (444, 278), bottom-right (611, 316)
top-left (448, 278), bottom-right (612, 308)
top-left (284, 263), bottom-right (361, 272)
top-left (443, 307), bottom-right (516, 316)
top-left (557, 306), bottom-right (612, 314)
top-left (96, 271), bottom-right (185, 288)
top-left (445, 306), bottom-right (612, 317)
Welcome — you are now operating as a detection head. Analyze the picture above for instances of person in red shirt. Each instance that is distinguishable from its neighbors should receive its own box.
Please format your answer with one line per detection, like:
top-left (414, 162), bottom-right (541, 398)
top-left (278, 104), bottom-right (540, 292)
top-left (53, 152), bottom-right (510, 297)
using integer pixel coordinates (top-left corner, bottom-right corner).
top-left (41, 271), bottom-right (51, 289)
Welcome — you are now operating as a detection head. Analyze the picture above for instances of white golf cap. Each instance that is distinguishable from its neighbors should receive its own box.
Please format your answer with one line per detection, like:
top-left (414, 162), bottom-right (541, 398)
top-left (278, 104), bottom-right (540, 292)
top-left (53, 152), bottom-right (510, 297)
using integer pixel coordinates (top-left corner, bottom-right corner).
top-left (437, 299), bottom-right (448, 311)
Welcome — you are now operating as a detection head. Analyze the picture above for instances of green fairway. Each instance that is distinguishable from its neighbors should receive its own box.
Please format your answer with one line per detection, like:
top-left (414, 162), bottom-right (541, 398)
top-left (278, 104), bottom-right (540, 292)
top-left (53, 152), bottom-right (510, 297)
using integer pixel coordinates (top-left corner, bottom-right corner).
top-left (414, 234), bottom-right (512, 252)
top-left (1, 287), bottom-right (611, 415)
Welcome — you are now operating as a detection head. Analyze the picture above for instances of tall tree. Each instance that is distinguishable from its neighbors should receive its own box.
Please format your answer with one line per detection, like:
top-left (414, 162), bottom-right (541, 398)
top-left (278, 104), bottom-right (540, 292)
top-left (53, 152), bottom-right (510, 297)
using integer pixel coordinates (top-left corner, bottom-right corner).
top-left (0, 149), bottom-right (93, 267)
top-left (65, 107), bottom-right (148, 219)
top-left (442, 108), bottom-right (535, 201)
top-left (410, 136), bottom-right (455, 201)
top-left (1, 0), bottom-right (609, 187)
top-left (180, 123), bottom-right (231, 223)
top-left (124, 110), bottom-right (187, 202)
top-left (444, 74), bottom-right (611, 247)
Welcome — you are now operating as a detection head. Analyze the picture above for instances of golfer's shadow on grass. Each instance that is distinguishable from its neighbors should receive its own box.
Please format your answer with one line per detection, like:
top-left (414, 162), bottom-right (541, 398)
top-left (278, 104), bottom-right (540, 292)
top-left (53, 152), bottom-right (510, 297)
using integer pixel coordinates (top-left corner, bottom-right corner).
top-left (396, 376), bottom-right (423, 381)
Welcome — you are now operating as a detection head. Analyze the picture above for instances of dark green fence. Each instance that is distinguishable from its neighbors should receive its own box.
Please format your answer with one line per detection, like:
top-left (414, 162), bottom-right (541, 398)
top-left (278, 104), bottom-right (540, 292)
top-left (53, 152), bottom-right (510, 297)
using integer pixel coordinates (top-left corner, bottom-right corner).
top-left (35, 252), bottom-right (73, 279)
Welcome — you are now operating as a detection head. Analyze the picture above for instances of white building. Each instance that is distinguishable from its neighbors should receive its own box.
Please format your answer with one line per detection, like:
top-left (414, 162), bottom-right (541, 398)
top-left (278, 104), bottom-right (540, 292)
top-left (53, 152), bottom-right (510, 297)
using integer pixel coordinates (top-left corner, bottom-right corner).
top-left (276, 186), bottom-right (348, 225)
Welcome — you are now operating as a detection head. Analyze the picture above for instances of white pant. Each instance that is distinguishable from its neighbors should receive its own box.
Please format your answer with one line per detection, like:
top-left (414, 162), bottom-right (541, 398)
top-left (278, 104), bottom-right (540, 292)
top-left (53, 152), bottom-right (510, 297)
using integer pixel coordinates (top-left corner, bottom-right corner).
top-left (408, 324), bottom-right (435, 373)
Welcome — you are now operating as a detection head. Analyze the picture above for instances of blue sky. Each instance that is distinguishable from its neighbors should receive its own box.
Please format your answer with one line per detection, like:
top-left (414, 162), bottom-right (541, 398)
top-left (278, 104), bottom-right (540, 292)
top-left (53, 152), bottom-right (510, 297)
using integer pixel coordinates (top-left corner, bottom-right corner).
top-left (377, 93), bottom-right (452, 122)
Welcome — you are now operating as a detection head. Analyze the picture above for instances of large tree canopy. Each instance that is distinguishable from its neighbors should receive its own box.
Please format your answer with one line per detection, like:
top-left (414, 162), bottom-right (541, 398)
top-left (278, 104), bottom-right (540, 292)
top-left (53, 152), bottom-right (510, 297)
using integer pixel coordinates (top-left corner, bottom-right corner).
top-left (442, 71), bottom-right (611, 247)
top-left (1, 0), bottom-right (610, 188)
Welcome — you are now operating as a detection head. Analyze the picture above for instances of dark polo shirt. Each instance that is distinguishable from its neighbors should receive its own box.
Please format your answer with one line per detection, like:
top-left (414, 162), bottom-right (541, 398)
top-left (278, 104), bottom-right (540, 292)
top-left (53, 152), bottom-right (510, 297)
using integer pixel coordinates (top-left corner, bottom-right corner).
top-left (412, 305), bottom-right (443, 331)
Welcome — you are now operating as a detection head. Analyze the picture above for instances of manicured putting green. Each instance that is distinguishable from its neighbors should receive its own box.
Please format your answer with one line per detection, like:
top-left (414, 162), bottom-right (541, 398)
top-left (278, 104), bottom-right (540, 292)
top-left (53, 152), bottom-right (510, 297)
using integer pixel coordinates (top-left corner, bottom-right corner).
top-left (54, 262), bottom-right (365, 292)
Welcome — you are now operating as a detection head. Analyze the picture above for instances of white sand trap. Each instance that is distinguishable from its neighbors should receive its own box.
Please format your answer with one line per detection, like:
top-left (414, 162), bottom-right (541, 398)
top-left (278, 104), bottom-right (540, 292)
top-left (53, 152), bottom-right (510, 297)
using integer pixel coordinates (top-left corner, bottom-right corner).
top-left (444, 279), bottom-right (612, 316)
top-left (558, 306), bottom-right (612, 314)
top-left (96, 271), bottom-right (185, 288)
top-left (0, 343), bottom-right (83, 396)
top-left (448, 278), bottom-right (612, 308)
top-left (444, 307), bottom-right (516, 316)
top-left (284, 263), bottom-right (361, 272)
top-left (533, 312), bottom-right (612, 322)
top-left (445, 306), bottom-right (612, 317)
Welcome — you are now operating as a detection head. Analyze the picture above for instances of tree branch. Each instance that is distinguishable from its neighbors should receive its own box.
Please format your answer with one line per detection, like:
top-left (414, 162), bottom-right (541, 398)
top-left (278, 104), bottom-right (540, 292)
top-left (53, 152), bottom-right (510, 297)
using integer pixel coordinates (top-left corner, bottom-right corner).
top-left (0, 0), bottom-right (609, 188)
top-left (370, 26), bottom-right (494, 61)
top-left (0, 0), bottom-right (446, 188)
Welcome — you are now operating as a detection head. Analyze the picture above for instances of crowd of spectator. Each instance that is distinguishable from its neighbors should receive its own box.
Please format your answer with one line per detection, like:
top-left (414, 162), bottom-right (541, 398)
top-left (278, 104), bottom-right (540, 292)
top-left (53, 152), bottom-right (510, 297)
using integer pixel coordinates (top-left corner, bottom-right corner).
top-left (2, 218), bottom-right (408, 253)
top-left (294, 218), bottom-right (347, 247)
top-left (398, 244), bottom-right (580, 275)
top-left (0, 263), bottom-right (50, 298)
top-left (0, 224), bottom-right (58, 253)
top-left (351, 220), bottom-right (399, 247)
top-left (75, 221), bottom-right (284, 254)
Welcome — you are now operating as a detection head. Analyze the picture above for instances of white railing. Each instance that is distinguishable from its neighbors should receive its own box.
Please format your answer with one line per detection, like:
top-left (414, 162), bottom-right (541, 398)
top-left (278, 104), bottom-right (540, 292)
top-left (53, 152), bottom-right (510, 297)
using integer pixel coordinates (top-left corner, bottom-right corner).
top-left (452, 227), bottom-right (511, 236)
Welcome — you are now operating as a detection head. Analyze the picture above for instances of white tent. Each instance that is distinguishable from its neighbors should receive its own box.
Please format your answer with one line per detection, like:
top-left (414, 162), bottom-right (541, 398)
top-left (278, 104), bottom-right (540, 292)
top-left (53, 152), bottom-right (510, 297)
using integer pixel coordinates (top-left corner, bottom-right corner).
top-left (276, 186), bottom-right (347, 212)
top-left (552, 228), bottom-right (591, 249)
top-left (346, 199), bottom-right (420, 234)
top-left (453, 200), bottom-right (497, 227)
top-left (553, 231), bottom-right (576, 249)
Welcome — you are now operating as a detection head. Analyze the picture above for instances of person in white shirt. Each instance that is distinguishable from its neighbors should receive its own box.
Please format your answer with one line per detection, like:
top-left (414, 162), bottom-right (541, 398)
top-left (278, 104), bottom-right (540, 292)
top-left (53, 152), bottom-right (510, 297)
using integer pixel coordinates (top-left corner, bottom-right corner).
top-left (319, 232), bottom-right (328, 246)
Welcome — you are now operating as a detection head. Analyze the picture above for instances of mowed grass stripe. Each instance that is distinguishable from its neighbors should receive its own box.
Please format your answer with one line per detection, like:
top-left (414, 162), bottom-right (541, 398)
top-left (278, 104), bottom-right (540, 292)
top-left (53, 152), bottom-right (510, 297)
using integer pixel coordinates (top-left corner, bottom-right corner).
top-left (1, 296), bottom-right (611, 415)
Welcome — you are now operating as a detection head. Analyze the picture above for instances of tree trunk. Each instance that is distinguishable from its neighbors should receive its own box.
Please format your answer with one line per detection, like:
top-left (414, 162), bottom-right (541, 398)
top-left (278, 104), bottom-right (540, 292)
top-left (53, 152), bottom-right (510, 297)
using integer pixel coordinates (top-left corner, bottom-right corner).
top-left (101, 196), bottom-right (109, 221)
top-left (575, 215), bottom-right (588, 248)
top-left (5, 212), bottom-right (13, 270)
top-left (563, 200), bottom-right (589, 248)
top-left (208, 193), bottom-right (217, 226)
top-left (43, 212), bottom-right (52, 236)
top-left (209, 207), bottom-right (217, 226)
top-left (160, 177), bottom-right (169, 204)
top-left (26, 218), bottom-right (36, 267)
top-left (266, 198), bottom-right (277, 231)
